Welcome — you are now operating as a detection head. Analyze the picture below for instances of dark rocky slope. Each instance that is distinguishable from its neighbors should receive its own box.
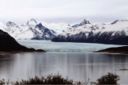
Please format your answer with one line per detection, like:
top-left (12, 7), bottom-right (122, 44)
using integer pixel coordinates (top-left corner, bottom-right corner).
top-left (52, 31), bottom-right (128, 45)
top-left (98, 46), bottom-right (128, 54)
top-left (0, 30), bottom-right (44, 52)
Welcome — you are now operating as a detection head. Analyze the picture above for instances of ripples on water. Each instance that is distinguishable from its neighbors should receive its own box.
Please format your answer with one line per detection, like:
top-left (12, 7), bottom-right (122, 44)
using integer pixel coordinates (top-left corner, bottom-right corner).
top-left (0, 40), bottom-right (127, 84)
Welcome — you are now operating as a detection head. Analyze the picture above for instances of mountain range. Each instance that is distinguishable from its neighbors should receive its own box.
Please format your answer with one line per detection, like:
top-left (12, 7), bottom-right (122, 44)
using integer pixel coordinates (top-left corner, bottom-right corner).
top-left (0, 19), bottom-right (56, 40)
top-left (1, 19), bottom-right (128, 44)
top-left (52, 19), bottom-right (128, 45)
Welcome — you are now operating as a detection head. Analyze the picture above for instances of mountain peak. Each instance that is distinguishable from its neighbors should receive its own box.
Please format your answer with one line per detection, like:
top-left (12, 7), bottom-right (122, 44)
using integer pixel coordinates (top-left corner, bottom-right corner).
top-left (80, 19), bottom-right (91, 25)
top-left (36, 23), bottom-right (45, 29)
top-left (6, 21), bottom-right (17, 27)
top-left (72, 19), bottom-right (91, 27)
top-left (27, 18), bottom-right (38, 27)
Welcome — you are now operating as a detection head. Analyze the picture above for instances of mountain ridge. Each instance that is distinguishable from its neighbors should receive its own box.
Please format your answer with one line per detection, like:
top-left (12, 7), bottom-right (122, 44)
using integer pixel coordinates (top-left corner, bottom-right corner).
top-left (52, 19), bottom-right (128, 45)
top-left (0, 29), bottom-right (44, 52)
top-left (1, 19), bottom-right (128, 45)
top-left (0, 19), bottom-right (56, 40)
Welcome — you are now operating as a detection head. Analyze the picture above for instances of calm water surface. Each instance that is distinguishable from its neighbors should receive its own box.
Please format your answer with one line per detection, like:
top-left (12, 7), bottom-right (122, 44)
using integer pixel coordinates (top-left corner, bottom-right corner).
top-left (0, 40), bottom-right (127, 84)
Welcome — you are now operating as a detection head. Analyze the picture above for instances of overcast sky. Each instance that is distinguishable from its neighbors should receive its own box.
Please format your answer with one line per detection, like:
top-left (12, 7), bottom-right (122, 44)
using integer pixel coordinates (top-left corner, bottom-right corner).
top-left (0, 0), bottom-right (128, 23)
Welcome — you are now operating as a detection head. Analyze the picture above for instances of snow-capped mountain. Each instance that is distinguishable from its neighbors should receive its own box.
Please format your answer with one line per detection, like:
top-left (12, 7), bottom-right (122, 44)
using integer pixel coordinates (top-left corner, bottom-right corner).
top-left (0, 19), bottom-right (56, 40)
top-left (1, 18), bottom-right (128, 44)
top-left (52, 19), bottom-right (128, 45)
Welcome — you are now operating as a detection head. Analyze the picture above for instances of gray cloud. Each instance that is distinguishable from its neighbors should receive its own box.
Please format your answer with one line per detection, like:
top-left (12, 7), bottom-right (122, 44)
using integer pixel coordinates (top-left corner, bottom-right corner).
top-left (0, 0), bottom-right (127, 22)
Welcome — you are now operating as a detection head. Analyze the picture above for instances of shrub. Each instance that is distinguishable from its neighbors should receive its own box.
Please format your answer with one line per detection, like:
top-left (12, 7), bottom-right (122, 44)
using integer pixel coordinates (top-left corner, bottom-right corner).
top-left (15, 74), bottom-right (74, 85)
top-left (0, 79), bottom-right (5, 85)
top-left (97, 73), bottom-right (120, 85)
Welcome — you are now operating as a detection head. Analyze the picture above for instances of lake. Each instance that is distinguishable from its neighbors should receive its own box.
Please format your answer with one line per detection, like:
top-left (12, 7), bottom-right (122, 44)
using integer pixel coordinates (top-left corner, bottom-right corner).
top-left (0, 40), bottom-right (127, 84)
